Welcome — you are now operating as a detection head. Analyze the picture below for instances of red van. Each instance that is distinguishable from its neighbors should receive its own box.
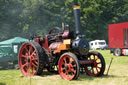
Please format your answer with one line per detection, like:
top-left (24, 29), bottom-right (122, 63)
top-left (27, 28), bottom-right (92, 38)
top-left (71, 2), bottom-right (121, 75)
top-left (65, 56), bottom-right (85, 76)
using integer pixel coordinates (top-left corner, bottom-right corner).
top-left (108, 22), bottom-right (128, 56)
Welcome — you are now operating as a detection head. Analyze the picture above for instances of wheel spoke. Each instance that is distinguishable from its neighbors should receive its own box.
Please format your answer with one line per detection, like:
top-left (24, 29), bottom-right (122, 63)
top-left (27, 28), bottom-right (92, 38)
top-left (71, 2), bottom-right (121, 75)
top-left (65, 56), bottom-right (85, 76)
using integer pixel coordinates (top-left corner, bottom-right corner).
top-left (97, 67), bottom-right (101, 70)
top-left (25, 47), bottom-right (29, 54)
top-left (34, 60), bottom-right (38, 65)
top-left (21, 55), bottom-right (27, 58)
top-left (97, 62), bottom-right (101, 64)
top-left (29, 45), bottom-right (33, 55)
top-left (61, 66), bottom-right (65, 71)
top-left (65, 70), bottom-right (69, 75)
top-left (96, 67), bottom-right (99, 73)
top-left (69, 59), bottom-right (74, 64)
top-left (73, 64), bottom-right (76, 67)
top-left (32, 57), bottom-right (38, 61)
top-left (90, 66), bottom-right (93, 70)
top-left (95, 57), bottom-right (99, 61)
top-left (32, 62), bottom-right (38, 68)
top-left (31, 57), bottom-right (38, 64)
top-left (93, 55), bottom-right (96, 60)
top-left (70, 64), bottom-right (76, 68)
top-left (71, 68), bottom-right (76, 74)
top-left (63, 57), bottom-right (67, 64)
top-left (89, 66), bottom-right (94, 72)
top-left (30, 64), bottom-right (35, 74)
top-left (92, 67), bottom-right (95, 73)
top-left (22, 62), bottom-right (28, 68)
top-left (26, 63), bottom-right (30, 73)
top-left (31, 50), bottom-right (36, 56)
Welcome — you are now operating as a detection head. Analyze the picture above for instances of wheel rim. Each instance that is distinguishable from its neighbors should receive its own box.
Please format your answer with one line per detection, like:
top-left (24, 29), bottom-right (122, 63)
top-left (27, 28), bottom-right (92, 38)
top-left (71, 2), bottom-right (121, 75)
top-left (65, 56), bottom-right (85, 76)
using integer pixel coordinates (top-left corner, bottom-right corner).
top-left (59, 55), bottom-right (77, 80)
top-left (115, 49), bottom-right (121, 56)
top-left (85, 53), bottom-right (102, 76)
top-left (19, 43), bottom-right (38, 76)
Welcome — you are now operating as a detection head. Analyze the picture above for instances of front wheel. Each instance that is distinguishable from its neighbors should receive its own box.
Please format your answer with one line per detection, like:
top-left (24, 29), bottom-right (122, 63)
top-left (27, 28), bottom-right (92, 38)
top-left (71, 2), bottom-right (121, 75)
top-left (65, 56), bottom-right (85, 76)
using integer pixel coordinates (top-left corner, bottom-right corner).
top-left (58, 52), bottom-right (80, 80)
top-left (85, 51), bottom-right (105, 76)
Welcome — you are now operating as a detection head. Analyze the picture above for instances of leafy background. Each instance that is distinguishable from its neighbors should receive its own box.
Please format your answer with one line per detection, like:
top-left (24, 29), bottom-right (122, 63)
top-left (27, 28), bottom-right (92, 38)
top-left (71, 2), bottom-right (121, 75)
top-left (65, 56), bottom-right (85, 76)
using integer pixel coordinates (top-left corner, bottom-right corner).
top-left (0, 0), bottom-right (128, 42)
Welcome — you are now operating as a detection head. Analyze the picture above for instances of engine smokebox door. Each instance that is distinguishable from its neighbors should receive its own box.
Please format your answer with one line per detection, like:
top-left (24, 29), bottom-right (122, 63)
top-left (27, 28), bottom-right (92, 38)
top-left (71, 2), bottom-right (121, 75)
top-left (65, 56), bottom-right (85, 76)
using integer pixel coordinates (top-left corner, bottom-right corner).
top-left (72, 38), bottom-right (89, 55)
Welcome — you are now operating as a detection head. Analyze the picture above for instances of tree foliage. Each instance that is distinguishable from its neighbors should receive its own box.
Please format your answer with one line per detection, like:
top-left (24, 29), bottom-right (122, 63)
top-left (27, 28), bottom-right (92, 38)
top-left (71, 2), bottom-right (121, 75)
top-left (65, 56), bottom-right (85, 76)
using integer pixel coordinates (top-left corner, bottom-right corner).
top-left (0, 0), bottom-right (128, 42)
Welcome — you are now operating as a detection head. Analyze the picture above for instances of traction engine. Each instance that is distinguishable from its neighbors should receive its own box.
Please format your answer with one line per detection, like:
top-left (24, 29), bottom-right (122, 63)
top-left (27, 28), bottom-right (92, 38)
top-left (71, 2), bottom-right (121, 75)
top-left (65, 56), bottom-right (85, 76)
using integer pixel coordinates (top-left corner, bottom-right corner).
top-left (18, 3), bottom-right (106, 80)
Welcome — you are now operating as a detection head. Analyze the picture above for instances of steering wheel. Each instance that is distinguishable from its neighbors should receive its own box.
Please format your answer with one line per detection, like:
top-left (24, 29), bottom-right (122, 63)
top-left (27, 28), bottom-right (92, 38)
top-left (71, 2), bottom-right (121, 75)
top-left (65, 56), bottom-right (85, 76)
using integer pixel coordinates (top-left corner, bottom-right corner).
top-left (48, 27), bottom-right (62, 34)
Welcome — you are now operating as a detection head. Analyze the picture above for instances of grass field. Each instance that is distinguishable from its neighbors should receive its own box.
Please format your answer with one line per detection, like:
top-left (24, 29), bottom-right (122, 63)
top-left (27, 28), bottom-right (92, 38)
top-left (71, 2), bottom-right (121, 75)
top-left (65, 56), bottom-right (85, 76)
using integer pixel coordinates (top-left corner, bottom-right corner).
top-left (0, 50), bottom-right (128, 85)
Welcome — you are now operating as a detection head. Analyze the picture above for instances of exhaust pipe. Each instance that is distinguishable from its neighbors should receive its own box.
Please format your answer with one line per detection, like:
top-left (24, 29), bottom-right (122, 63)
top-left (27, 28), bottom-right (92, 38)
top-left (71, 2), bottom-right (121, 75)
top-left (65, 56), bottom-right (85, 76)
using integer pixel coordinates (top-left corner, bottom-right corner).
top-left (72, 1), bottom-right (89, 55)
top-left (73, 3), bottom-right (81, 35)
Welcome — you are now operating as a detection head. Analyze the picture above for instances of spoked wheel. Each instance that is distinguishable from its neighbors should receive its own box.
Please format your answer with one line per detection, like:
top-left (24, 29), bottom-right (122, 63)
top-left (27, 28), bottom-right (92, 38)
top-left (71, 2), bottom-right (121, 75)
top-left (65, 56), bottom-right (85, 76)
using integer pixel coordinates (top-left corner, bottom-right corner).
top-left (85, 51), bottom-right (105, 76)
top-left (19, 42), bottom-right (45, 76)
top-left (58, 52), bottom-right (80, 80)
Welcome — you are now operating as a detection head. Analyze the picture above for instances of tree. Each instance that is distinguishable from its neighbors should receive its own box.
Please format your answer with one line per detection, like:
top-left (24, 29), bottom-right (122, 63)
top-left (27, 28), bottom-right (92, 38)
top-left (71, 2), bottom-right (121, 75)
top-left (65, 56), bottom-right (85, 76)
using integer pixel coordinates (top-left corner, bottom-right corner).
top-left (0, 0), bottom-right (127, 42)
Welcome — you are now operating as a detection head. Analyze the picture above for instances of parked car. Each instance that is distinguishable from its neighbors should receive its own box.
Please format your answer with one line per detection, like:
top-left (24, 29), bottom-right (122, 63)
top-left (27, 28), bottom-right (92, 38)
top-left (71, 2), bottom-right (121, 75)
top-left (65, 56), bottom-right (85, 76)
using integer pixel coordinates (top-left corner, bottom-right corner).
top-left (89, 40), bottom-right (108, 50)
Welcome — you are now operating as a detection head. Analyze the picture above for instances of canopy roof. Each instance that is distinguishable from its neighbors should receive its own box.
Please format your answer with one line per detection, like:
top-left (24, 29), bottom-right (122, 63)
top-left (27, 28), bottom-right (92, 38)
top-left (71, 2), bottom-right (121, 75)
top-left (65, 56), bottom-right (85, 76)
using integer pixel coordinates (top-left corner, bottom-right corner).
top-left (0, 37), bottom-right (29, 45)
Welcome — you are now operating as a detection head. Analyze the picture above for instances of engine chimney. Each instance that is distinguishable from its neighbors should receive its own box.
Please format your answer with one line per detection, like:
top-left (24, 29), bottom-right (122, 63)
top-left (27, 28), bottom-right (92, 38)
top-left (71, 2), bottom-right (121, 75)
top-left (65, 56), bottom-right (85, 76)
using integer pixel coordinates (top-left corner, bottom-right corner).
top-left (73, 2), bottom-right (81, 35)
top-left (72, 0), bottom-right (89, 55)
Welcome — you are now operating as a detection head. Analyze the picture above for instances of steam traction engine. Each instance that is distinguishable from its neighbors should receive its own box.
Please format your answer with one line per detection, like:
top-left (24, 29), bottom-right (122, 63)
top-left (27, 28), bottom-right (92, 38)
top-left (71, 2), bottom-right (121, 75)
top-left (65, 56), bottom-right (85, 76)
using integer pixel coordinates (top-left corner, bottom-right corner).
top-left (18, 4), bottom-right (106, 80)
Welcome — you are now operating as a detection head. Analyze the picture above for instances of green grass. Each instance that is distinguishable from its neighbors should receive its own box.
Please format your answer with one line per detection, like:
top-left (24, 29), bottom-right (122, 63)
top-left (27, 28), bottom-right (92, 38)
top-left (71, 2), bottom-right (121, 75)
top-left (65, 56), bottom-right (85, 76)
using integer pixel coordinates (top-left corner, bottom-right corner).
top-left (0, 50), bottom-right (128, 85)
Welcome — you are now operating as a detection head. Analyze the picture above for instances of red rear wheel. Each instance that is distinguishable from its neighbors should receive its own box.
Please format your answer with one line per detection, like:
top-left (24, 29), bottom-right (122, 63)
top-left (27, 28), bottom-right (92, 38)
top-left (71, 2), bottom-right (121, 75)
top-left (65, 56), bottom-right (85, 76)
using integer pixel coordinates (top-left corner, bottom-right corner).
top-left (58, 52), bottom-right (80, 80)
top-left (85, 51), bottom-right (105, 76)
top-left (19, 42), bottom-right (45, 76)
